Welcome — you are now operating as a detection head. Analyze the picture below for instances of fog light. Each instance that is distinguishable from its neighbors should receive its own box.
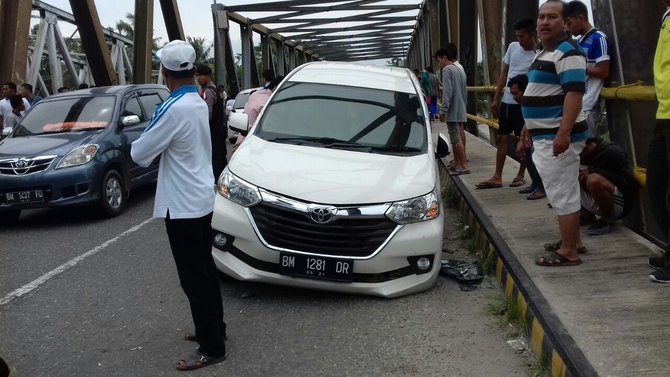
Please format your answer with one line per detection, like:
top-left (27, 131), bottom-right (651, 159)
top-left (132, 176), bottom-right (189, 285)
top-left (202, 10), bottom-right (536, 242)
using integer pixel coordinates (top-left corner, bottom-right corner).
top-left (416, 257), bottom-right (431, 271)
top-left (214, 233), bottom-right (227, 247)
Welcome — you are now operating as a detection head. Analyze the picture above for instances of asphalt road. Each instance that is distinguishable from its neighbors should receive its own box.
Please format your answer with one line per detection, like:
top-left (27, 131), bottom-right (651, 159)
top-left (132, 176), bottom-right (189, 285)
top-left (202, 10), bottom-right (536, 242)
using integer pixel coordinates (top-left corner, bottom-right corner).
top-left (0, 180), bottom-right (532, 377)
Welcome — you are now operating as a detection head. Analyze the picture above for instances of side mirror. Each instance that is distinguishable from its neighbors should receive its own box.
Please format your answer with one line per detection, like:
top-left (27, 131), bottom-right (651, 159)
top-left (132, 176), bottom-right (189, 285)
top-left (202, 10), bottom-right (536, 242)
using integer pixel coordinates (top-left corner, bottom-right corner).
top-left (225, 99), bottom-right (234, 112)
top-left (228, 112), bottom-right (249, 135)
top-left (121, 115), bottom-right (141, 126)
top-left (436, 133), bottom-right (450, 158)
top-left (2, 127), bottom-right (13, 137)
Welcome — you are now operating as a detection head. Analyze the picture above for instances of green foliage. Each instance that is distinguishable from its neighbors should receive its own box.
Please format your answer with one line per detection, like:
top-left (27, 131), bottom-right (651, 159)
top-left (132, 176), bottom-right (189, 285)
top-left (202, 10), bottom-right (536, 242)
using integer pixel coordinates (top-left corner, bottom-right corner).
top-left (442, 182), bottom-right (460, 209)
top-left (386, 57), bottom-right (407, 67)
top-left (531, 352), bottom-right (548, 377)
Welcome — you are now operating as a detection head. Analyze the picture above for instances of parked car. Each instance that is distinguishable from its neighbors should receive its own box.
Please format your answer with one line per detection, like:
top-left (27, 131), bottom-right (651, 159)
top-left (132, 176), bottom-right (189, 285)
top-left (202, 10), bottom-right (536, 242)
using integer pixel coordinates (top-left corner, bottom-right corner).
top-left (0, 84), bottom-right (170, 223)
top-left (225, 87), bottom-right (261, 143)
top-left (211, 62), bottom-right (450, 298)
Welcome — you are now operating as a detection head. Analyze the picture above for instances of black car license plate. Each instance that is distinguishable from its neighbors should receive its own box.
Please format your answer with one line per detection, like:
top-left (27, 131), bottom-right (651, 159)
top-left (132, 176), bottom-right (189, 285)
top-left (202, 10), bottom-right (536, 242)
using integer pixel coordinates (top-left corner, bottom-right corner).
top-left (5, 190), bottom-right (44, 204)
top-left (279, 253), bottom-right (354, 283)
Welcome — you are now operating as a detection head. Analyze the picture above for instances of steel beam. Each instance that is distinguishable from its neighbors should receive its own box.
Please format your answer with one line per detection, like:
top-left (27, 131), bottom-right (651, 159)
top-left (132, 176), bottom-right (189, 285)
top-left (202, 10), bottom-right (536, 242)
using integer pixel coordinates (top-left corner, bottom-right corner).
top-left (158, 0), bottom-right (184, 40)
top-left (479, 0), bottom-right (503, 86)
top-left (504, 0), bottom-right (537, 46)
top-left (133, 0), bottom-right (154, 83)
top-left (459, 0), bottom-right (478, 136)
top-left (69, 0), bottom-right (117, 86)
top-left (0, 0), bottom-right (32, 84)
top-left (275, 40), bottom-right (286, 75)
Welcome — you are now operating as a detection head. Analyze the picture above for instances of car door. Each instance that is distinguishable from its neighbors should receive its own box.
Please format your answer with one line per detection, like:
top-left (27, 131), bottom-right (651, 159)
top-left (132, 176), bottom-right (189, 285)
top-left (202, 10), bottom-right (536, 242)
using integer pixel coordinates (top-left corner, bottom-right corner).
top-left (119, 93), bottom-right (150, 182)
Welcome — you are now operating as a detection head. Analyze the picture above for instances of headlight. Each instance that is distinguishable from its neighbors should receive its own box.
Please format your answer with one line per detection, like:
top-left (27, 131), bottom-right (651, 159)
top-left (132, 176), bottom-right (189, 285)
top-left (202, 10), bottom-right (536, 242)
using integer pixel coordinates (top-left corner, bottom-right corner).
top-left (385, 189), bottom-right (440, 224)
top-left (56, 144), bottom-right (98, 169)
top-left (217, 167), bottom-right (261, 207)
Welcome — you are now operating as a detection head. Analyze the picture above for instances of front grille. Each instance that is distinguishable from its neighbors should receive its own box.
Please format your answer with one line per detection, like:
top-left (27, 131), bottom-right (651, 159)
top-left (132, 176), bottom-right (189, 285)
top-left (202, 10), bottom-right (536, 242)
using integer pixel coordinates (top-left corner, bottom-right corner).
top-left (250, 201), bottom-right (397, 257)
top-left (0, 156), bottom-right (56, 176)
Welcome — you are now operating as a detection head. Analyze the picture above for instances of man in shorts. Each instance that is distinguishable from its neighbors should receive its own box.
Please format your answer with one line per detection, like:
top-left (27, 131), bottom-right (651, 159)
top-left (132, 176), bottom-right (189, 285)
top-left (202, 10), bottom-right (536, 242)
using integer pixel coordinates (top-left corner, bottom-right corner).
top-left (523, 0), bottom-right (588, 267)
top-left (435, 43), bottom-right (469, 175)
top-left (478, 18), bottom-right (537, 189)
top-left (578, 137), bottom-right (637, 236)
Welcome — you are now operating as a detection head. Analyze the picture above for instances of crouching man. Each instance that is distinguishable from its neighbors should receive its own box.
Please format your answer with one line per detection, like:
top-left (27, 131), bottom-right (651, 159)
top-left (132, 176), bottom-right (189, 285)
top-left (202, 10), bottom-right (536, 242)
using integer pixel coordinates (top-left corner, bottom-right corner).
top-left (578, 137), bottom-right (638, 235)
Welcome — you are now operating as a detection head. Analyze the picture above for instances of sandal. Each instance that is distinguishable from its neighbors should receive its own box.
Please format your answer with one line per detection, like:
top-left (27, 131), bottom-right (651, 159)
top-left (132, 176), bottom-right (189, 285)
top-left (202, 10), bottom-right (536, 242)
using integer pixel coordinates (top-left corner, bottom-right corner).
top-left (449, 167), bottom-right (471, 176)
top-left (535, 251), bottom-right (582, 267)
top-left (509, 176), bottom-right (526, 187)
top-left (519, 185), bottom-right (535, 194)
top-left (475, 181), bottom-right (503, 189)
top-left (543, 240), bottom-right (587, 254)
top-left (176, 351), bottom-right (226, 371)
top-left (526, 190), bottom-right (546, 200)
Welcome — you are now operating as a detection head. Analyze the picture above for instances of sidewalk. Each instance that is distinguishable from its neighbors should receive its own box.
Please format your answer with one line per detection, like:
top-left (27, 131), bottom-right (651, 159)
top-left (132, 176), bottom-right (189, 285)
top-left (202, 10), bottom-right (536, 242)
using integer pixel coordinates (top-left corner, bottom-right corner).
top-left (431, 121), bottom-right (669, 377)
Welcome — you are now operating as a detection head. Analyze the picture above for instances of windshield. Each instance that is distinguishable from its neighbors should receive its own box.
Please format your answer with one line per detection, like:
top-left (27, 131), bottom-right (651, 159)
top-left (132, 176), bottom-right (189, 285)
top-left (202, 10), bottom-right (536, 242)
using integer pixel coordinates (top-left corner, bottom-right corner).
top-left (255, 82), bottom-right (427, 155)
top-left (233, 92), bottom-right (253, 110)
top-left (13, 96), bottom-right (116, 136)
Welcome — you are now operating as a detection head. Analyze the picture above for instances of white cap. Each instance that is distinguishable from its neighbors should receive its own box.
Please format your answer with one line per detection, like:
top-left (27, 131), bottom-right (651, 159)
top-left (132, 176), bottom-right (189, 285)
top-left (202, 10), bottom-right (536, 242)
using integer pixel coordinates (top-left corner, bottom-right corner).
top-left (156, 40), bottom-right (195, 71)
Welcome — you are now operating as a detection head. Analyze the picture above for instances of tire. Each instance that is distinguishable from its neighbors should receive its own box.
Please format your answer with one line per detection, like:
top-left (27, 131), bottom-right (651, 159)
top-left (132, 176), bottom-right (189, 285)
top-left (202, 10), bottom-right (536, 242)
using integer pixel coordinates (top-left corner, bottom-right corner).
top-left (98, 169), bottom-right (125, 218)
top-left (0, 209), bottom-right (21, 225)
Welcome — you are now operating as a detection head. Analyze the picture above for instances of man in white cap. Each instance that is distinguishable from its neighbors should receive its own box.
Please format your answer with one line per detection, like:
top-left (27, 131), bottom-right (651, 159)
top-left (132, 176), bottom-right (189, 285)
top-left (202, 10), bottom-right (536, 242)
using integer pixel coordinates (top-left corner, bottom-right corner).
top-left (131, 39), bottom-right (227, 371)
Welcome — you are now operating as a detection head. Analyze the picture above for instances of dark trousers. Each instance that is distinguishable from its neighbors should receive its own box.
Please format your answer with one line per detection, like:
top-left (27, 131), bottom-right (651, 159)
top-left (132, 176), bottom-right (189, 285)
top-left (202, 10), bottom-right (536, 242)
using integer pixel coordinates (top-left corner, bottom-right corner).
top-left (647, 120), bottom-right (670, 261)
top-left (526, 146), bottom-right (544, 191)
top-left (165, 212), bottom-right (226, 357)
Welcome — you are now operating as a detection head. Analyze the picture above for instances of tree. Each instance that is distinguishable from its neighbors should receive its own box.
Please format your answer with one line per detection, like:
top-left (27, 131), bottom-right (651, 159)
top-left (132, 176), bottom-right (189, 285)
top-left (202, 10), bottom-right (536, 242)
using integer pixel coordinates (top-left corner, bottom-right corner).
top-left (386, 57), bottom-right (407, 67)
top-left (187, 36), bottom-right (212, 65)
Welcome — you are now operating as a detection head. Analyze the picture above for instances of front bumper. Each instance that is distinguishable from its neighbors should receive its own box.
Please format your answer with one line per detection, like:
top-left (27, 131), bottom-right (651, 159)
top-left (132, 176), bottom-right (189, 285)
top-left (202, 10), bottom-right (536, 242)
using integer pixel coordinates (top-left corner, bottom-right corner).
top-left (211, 195), bottom-right (444, 298)
top-left (0, 162), bottom-right (102, 211)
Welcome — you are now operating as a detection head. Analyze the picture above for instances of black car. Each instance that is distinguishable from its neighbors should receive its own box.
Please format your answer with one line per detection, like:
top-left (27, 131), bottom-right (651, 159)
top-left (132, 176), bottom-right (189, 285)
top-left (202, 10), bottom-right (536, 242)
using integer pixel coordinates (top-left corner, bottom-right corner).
top-left (0, 84), bottom-right (170, 223)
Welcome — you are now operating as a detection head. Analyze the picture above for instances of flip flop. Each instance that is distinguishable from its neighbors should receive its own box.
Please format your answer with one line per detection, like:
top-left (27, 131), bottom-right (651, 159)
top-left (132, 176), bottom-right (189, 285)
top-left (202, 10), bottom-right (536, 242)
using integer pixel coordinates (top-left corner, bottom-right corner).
top-left (519, 185), bottom-right (535, 194)
top-left (176, 351), bottom-right (226, 371)
top-left (543, 240), bottom-right (587, 254)
top-left (509, 176), bottom-right (526, 187)
top-left (449, 168), bottom-right (471, 176)
top-left (535, 251), bottom-right (582, 267)
top-left (526, 190), bottom-right (546, 200)
top-left (475, 181), bottom-right (503, 189)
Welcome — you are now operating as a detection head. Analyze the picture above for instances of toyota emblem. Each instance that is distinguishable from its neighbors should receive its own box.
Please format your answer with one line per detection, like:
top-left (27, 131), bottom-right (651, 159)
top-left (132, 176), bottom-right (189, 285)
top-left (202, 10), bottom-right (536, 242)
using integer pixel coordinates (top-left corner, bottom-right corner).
top-left (14, 159), bottom-right (29, 168)
top-left (308, 206), bottom-right (336, 224)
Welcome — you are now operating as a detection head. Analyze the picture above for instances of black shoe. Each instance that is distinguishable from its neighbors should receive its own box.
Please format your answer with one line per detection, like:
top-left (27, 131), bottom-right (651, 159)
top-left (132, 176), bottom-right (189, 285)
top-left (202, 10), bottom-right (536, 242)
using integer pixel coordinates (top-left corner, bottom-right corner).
top-left (586, 219), bottom-right (615, 236)
top-left (650, 267), bottom-right (670, 283)
top-left (649, 255), bottom-right (666, 269)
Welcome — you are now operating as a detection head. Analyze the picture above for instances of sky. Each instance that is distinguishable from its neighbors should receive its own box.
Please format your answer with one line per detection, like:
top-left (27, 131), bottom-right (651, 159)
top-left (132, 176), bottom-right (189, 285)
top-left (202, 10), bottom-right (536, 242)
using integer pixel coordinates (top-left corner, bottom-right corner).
top-left (38, 0), bottom-right (592, 64)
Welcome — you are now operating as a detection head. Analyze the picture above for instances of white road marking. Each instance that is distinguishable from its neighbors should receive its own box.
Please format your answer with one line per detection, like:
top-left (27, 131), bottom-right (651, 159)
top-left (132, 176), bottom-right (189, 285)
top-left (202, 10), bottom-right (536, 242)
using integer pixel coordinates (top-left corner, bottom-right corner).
top-left (0, 217), bottom-right (155, 307)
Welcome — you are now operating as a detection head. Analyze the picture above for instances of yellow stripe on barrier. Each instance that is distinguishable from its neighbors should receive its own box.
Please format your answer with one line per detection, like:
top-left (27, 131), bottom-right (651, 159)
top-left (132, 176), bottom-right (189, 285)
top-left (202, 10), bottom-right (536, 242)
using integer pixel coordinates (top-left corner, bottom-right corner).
top-left (530, 319), bottom-right (545, 358)
top-left (551, 350), bottom-right (567, 377)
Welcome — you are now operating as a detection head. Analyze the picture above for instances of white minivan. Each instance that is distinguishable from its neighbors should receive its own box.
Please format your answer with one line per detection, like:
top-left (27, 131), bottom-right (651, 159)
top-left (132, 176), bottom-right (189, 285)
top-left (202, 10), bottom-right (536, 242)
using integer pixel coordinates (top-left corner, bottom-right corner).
top-left (211, 62), bottom-right (449, 298)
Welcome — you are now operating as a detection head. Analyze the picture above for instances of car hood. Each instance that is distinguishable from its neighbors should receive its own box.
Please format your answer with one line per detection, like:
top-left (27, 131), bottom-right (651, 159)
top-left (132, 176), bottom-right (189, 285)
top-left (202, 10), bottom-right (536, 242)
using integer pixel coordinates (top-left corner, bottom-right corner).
top-left (0, 132), bottom-right (99, 159)
top-left (229, 136), bottom-right (437, 205)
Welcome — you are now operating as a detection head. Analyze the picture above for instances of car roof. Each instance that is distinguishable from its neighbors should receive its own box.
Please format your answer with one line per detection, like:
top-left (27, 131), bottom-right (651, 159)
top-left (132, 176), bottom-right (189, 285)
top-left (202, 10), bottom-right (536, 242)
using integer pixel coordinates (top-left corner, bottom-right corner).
top-left (236, 87), bottom-right (263, 95)
top-left (287, 62), bottom-right (416, 94)
top-left (45, 84), bottom-right (168, 100)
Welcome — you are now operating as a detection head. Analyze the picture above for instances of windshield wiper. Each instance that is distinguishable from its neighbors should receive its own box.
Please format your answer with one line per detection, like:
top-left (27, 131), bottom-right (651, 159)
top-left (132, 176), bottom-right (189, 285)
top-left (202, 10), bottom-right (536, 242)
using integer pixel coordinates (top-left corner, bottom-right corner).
top-left (269, 136), bottom-right (364, 148)
top-left (369, 145), bottom-right (422, 153)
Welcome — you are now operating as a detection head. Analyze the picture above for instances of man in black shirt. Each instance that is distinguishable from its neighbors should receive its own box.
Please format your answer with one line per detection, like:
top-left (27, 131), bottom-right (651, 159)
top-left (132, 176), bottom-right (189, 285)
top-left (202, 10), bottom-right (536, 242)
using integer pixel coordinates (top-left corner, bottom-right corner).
top-left (579, 137), bottom-right (638, 235)
top-left (196, 64), bottom-right (227, 181)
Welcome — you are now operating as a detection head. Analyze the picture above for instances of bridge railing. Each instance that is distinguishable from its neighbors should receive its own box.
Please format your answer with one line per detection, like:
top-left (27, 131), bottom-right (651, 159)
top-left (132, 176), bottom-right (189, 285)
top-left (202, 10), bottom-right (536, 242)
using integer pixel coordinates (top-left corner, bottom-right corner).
top-left (466, 84), bottom-right (655, 188)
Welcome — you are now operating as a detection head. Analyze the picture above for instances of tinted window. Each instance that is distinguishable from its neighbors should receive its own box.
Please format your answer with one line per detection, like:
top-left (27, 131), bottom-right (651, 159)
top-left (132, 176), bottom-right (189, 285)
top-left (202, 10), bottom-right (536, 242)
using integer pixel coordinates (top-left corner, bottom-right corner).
top-left (138, 94), bottom-right (163, 119)
top-left (256, 82), bottom-right (426, 154)
top-left (13, 96), bottom-right (116, 136)
top-left (122, 97), bottom-right (144, 121)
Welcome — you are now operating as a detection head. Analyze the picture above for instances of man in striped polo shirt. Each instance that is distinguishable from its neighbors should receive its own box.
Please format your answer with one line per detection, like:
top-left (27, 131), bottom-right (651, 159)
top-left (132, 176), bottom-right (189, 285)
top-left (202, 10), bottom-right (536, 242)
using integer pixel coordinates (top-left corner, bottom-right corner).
top-left (522, 0), bottom-right (588, 267)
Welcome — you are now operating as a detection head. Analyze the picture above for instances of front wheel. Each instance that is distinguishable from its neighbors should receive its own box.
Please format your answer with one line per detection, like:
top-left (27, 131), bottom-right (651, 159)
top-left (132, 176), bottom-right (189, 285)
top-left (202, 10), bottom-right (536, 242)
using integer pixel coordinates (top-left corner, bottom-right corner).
top-left (98, 169), bottom-right (125, 218)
